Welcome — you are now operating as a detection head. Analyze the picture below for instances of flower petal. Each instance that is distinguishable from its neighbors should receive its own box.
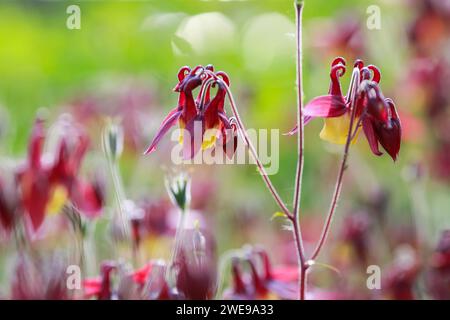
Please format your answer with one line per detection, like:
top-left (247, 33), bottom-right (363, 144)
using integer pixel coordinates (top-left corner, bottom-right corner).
top-left (304, 95), bottom-right (347, 118)
top-left (83, 278), bottom-right (102, 299)
top-left (71, 178), bottom-right (104, 218)
top-left (283, 116), bottom-right (313, 136)
top-left (204, 86), bottom-right (226, 130)
top-left (377, 100), bottom-right (401, 161)
top-left (16, 162), bottom-right (52, 232)
top-left (144, 109), bottom-right (182, 155)
top-left (362, 117), bottom-right (383, 156)
top-left (378, 120), bottom-right (401, 161)
top-left (183, 116), bottom-right (204, 160)
top-left (28, 119), bottom-right (45, 168)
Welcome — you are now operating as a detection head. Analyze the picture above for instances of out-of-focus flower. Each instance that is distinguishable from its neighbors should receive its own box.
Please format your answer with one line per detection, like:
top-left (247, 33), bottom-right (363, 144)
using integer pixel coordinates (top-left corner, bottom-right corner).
top-left (10, 253), bottom-right (71, 300)
top-left (16, 118), bottom-right (104, 231)
top-left (365, 188), bottom-right (390, 224)
top-left (138, 198), bottom-right (174, 237)
top-left (83, 261), bottom-right (118, 300)
top-left (0, 177), bottom-right (20, 233)
top-left (408, 0), bottom-right (450, 57)
top-left (383, 245), bottom-right (420, 300)
top-left (223, 247), bottom-right (298, 300)
top-left (312, 14), bottom-right (365, 60)
top-left (190, 178), bottom-right (217, 211)
top-left (433, 142), bottom-right (450, 180)
top-left (15, 119), bottom-right (51, 231)
top-left (145, 260), bottom-right (174, 300)
top-left (69, 79), bottom-right (154, 152)
top-left (83, 260), bottom-right (175, 300)
top-left (175, 228), bottom-right (217, 300)
top-left (426, 230), bottom-right (450, 299)
top-left (340, 212), bottom-right (372, 265)
top-left (144, 65), bottom-right (236, 159)
top-left (396, 58), bottom-right (450, 180)
top-left (288, 57), bottom-right (401, 161)
top-left (400, 59), bottom-right (450, 118)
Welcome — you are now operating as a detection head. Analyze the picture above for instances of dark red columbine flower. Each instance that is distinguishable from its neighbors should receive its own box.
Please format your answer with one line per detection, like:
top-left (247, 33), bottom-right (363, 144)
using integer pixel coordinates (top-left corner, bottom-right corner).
top-left (288, 57), bottom-right (401, 161)
top-left (426, 230), bottom-right (450, 299)
top-left (15, 119), bottom-right (51, 231)
top-left (408, 0), bottom-right (450, 57)
top-left (16, 118), bottom-right (104, 231)
top-left (133, 198), bottom-right (173, 239)
top-left (175, 228), bottom-right (218, 300)
top-left (0, 177), bottom-right (20, 233)
top-left (383, 247), bottom-right (420, 300)
top-left (312, 14), bottom-right (365, 60)
top-left (144, 65), bottom-right (236, 159)
top-left (11, 253), bottom-right (71, 300)
top-left (84, 261), bottom-right (174, 300)
top-left (223, 247), bottom-right (298, 300)
top-left (84, 261), bottom-right (117, 300)
top-left (340, 211), bottom-right (372, 265)
top-left (69, 80), bottom-right (154, 153)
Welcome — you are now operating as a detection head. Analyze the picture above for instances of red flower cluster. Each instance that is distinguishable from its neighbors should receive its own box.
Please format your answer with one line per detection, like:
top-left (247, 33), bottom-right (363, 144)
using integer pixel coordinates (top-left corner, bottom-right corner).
top-left (144, 65), bottom-right (237, 159)
top-left (11, 253), bottom-right (71, 300)
top-left (1, 118), bottom-right (104, 233)
top-left (223, 247), bottom-right (298, 300)
top-left (84, 228), bottom-right (217, 300)
top-left (84, 261), bottom-right (161, 300)
top-left (289, 57), bottom-right (401, 161)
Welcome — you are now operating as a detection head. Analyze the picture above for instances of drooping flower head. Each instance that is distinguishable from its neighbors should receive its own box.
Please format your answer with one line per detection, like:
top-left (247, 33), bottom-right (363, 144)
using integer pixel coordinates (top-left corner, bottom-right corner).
top-left (175, 228), bottom-right (218, 300)
top-left (144, 65), bottom-right (237, 159)
top-left (11, 253), bottom-right (72, 300)
top-left (288, 57), bottom-right (401, 161)
top-left (0, 176), bottom-right (20, 233)
top-left (383, 246), bottom-right (420, 300)
top-left (84, 260), bottom-right (175, 300)
top-left (223, 246), bottom-right (299, 300)
top-left (16, 117), bottom-right (104, 232)
top-left (426, 230), bottom-right (450, 299)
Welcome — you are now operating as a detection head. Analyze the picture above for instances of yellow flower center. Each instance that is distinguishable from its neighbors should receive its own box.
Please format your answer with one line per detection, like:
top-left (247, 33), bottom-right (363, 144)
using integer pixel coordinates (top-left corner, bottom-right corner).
top-left (46, 185), bottom-right (69, 215)
top-left (201, 128), bottom-right (218, 150)
top-left (177, 121), bottom-right (218, 151)
top-left (319, 116), bottom-right (360, 145)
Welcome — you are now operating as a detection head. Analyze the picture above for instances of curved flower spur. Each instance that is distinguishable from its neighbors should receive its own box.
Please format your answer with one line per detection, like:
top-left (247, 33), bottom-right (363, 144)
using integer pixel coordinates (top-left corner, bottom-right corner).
top-left (144, 65), bottom-right (237, 160)
top-left (288, 57), bottom-right (402, 161)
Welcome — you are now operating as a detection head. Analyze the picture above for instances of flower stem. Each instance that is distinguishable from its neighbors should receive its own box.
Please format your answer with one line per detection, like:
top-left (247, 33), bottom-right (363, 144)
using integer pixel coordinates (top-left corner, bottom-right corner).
top-left (291, 0), bottom-right (308, 300)
top-left (171, 207), bottom-right (187, 265)
top-left (103, 140), bottom-right (133, 262)
top-left (292, 0), bottom-right (305, 224)
top-left (310, 68), bottom-right (360, 262)
top-left (291, 217), bottom-right (308, 299)
top-left (167, 207), bottom-right (187, 286)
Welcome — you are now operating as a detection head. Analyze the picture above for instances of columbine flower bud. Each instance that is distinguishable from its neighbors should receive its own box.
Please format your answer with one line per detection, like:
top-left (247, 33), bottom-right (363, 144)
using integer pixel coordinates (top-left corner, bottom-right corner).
top-left (165, 172), bottom-right (191, 211)
top-left (102, 119), bottom-right (124, 162)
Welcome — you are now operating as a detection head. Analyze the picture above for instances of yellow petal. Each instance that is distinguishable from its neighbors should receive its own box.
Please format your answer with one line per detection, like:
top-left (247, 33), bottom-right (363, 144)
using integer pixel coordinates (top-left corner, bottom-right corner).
top-left (178, 121), bottom-right (185, 144)
top-left (201, 130), bottom-right (217, 150)
top-left (46, 185), bottom-right (69, 216)
top-left (319, 116), bottom-right (360, 145)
